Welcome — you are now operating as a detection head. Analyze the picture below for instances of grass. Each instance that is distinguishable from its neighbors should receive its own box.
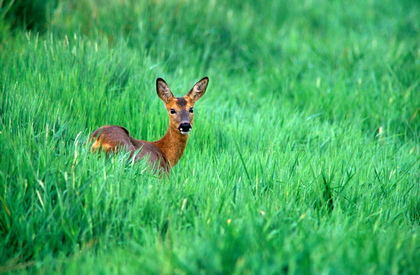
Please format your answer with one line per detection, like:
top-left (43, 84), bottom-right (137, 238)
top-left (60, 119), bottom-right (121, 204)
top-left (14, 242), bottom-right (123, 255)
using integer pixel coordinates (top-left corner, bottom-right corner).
top-left (0, 0), bottom-right (419, 274)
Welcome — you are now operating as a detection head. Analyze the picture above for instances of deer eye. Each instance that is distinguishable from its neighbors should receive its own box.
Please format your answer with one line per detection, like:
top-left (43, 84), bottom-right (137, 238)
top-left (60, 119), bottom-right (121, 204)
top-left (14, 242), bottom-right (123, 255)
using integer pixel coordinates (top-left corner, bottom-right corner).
top-left (189, 107), bottom-right (194, 113)
top-left (170, 109), bottom-right (176, 114)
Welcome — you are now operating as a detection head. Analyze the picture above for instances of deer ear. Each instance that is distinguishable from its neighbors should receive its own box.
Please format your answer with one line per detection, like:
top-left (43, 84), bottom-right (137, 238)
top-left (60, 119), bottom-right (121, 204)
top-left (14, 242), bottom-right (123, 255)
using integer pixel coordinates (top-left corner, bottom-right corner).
top-left (187, 77), bottom-right (209, 103)
top-left (156, 78), bottom-right (174, 103)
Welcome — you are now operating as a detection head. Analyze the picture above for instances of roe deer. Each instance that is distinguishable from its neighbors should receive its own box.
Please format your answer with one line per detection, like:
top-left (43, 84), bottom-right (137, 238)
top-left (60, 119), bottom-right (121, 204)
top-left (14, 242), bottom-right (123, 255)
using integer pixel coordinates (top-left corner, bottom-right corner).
top-left (90, 77), bottom-right (209, 174)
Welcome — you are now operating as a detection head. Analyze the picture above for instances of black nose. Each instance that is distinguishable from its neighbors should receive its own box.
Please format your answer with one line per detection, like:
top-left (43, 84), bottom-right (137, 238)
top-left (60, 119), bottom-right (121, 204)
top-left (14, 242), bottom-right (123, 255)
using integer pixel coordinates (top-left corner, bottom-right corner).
top-left (179, 123), bottom-right (192, 133)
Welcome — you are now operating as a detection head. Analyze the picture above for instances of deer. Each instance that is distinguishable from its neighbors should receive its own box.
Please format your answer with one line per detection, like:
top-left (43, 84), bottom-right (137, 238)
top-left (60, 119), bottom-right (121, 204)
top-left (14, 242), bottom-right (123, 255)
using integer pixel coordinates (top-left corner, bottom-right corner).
top-left (90, 77), bottom-right (209, 174)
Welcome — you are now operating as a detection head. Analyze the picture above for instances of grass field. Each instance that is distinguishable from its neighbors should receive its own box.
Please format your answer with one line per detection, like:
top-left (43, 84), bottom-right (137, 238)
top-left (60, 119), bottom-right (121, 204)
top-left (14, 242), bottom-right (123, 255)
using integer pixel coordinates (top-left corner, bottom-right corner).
top-left (0, 0), bottom-right (419, 274)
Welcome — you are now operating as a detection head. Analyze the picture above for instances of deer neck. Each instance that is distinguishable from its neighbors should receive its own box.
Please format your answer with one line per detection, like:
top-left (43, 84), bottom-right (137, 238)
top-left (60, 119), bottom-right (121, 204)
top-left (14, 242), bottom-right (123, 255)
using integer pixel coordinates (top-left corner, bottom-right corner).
top-left (152, 127), bottom-right (189, 167)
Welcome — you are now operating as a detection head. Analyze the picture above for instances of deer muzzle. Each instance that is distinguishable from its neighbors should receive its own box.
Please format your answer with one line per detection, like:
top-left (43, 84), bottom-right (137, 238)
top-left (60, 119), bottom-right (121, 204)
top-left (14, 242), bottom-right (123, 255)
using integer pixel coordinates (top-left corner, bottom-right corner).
top-left (179, 123), bottom-right (192, 134)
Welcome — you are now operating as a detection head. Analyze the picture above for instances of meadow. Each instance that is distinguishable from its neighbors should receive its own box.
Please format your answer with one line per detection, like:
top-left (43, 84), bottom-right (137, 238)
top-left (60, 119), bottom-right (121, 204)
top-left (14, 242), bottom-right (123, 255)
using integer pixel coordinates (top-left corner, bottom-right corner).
top-left (0, 0), bottom-right (419, 274)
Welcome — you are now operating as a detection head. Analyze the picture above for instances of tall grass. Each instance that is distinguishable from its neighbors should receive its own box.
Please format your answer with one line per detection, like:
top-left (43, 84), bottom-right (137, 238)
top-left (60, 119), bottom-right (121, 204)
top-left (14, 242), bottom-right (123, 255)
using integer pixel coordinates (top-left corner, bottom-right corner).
top-left (1, 0), bottom-right (419, 274)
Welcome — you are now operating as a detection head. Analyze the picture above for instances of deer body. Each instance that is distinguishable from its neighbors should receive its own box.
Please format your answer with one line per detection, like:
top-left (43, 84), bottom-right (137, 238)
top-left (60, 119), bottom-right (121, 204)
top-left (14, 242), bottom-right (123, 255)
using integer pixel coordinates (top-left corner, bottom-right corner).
top-left (90, 77), bottom-right (209, 173)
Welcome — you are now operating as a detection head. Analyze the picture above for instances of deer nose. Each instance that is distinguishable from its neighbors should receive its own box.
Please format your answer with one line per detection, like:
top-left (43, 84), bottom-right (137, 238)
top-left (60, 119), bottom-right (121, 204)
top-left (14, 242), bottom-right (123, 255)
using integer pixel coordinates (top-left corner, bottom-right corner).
top-left (179, 123), bottom-right (192, 134)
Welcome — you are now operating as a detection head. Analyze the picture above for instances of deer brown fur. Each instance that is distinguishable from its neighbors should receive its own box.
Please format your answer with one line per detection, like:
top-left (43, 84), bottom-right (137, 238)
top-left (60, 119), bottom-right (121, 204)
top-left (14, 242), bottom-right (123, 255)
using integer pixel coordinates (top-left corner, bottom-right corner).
top-left (90, 77), bottom-right (209, 174)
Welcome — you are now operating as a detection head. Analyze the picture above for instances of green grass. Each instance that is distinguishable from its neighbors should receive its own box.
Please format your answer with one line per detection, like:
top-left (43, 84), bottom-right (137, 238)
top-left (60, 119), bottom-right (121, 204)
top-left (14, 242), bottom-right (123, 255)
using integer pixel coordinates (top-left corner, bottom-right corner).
top-left (0, 0), bottom-right (419, 274)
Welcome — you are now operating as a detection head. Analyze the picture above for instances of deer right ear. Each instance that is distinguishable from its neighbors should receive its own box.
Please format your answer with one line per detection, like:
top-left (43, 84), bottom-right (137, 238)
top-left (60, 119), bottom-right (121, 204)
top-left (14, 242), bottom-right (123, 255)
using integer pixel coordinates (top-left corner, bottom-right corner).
top-left (187, 77), bottom-right (209, 103)
top-left (156, 78), bottom-right (174, 103)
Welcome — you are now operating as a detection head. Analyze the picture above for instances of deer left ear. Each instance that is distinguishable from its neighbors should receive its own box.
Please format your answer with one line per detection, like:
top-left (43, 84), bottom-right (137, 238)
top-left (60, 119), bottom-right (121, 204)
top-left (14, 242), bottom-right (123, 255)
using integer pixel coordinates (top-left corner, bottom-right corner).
top-left (157, 78), bottom-right (174, 103)
top-left (187, 77), bottom-right (209, 103)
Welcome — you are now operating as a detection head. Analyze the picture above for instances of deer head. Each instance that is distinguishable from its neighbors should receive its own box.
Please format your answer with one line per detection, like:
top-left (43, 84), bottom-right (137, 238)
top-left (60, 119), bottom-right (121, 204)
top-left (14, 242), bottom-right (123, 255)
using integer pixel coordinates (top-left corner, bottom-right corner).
top-left (156, 77), bottom-right (209, 135)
